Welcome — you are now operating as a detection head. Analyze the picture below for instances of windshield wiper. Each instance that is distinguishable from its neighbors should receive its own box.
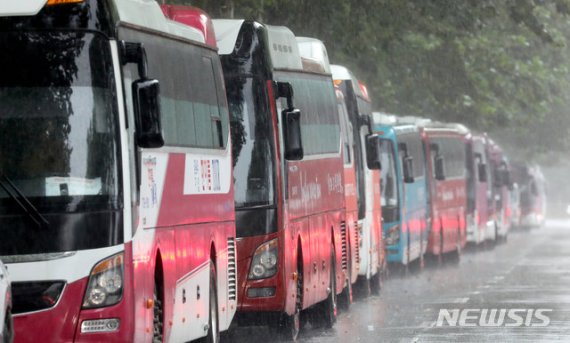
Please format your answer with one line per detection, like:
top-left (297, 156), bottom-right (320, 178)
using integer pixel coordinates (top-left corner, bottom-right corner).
top-left (0, 173), bottom-right (49, 228)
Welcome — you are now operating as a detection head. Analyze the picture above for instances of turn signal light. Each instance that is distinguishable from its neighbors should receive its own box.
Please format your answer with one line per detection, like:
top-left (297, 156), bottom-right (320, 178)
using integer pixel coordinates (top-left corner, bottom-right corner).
top-left (47, 0), bottom-right (84, 6)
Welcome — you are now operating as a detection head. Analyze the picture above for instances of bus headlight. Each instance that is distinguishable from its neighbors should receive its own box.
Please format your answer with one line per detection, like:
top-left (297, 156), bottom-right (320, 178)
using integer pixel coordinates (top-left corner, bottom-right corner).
top-left (249, 239), bottom-right (278, 280)
top-left (83, 253), bottom-right (124, 309)
top-left (385, 225), bottom-right (400, 246)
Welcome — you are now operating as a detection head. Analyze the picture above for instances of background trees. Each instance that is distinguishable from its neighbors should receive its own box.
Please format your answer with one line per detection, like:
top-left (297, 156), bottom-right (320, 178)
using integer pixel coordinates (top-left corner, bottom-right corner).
top-left (169, 0), bottom-right (570, 195)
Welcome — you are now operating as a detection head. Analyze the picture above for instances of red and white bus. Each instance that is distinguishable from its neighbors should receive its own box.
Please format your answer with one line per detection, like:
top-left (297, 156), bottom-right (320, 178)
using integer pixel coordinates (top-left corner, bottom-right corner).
top-left (513, 163), bottom-right (546, 228)
top-left (465, 133), bottom-right (495, 244)
top-left (0, 1), bottom-right (236, 342)
top-left (421, 124), bottom-right (468, 258)
top-left (489, 145), bottom-right (513, 239)
top-left (331, 66), bottom-right (384, 295)
top-left (215, 20), bottom-right (348, 339)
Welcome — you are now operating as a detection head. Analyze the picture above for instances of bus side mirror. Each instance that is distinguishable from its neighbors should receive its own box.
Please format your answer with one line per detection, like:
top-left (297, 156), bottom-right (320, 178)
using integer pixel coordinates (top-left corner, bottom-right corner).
top-left (478, 163), bottom-right (488, 183)
top-left (133, 79), bottom-right (164, 148)
top-left (283, 109), bottom-right (303, 160)
top-left (365, 134), bottom-right (382, 170)
top-left (531, 182), bottom-right (539, 196)
top-left (403, 156), bottom-right (414, 183)
top-left (359, 114), bottom-right (371, 129)
top-left (435, 154), bottom-right (445, 181)
top-left (502, 170), bottom-right (512, 189)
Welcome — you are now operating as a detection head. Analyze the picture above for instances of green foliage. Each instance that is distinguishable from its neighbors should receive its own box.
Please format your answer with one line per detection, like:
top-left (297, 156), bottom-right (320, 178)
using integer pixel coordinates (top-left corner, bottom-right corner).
top-left (171, 0), bottom-right (570, 159)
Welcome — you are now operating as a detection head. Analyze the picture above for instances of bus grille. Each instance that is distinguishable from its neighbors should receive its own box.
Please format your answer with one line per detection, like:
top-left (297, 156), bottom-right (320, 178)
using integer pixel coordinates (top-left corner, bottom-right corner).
top-left (341, 222), bottom-right (348, 271)
top-left (227, 238), bottom-right (237, 301)
top-left (11, 281), bottom-right (65, 314)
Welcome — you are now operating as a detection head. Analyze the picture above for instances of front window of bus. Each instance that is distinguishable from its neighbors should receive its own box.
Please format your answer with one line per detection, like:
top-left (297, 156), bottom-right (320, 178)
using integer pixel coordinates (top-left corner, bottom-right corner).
top-left (0, 31), bottom-right (120, 251)
top-left (380, 139), bottom-right (399, 222)
top-left (225, 75), bottom-right (277, 237)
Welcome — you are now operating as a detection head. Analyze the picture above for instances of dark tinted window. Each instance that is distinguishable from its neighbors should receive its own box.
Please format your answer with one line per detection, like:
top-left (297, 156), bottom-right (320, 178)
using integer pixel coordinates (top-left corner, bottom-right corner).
top-left (225, 76), bottom-right (276, 209)
top-left (380, 139), bottom-right (399, 222)
top-left (0, 31), bottom-right (119, 205)
top-left (275, 72), bottom-right (340, 156)
top-left (119, 27), bottom-right (229, 149)
top-left (431, 136), bottom-right (466, 179)
top-left (399, 132), bottom-right (425, 178)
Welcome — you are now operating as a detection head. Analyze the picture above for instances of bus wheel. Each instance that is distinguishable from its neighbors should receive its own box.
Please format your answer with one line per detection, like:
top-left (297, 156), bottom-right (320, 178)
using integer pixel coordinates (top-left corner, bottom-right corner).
top-left (198, 262), bottom-right (219, 343)
top-left (338, 268), bottom-right (352, 311)
top-left (312, 247), bottom-right (338, 328)
top-left (275, 255), bottom-right (303, 341)
top-left (152, 278), bottom-right (164, 343)
top-left (370, 268), bottom-right (383, 295)
top-left (448, 228), bottom-right (461, 264)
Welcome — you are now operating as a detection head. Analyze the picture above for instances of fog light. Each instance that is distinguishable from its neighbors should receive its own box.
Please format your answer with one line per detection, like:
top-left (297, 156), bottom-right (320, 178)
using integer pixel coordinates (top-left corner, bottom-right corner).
top-left (247, 287), bottom-right (276, 298)
top-left (81, 318), bottom-right (120, 333)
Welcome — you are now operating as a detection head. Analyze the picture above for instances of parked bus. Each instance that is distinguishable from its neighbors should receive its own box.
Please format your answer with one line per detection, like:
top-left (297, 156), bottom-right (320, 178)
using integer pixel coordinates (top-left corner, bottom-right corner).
top-left (373, 113), bottom-right (428, 266)
top-left (331, 65), bottom-right (384, 295)
top-left (487, 140), bottom-right (511, 241)
top-left (214, 21), bottom-right (349, 339)
top-left (465, 133), bottom-right (494, 245)
top-left (0, 1), bottom-right (236, 342)
top-left (513, 163), bottom-right (547, 228)
top-left (421, 124), bottom-right (468, 258)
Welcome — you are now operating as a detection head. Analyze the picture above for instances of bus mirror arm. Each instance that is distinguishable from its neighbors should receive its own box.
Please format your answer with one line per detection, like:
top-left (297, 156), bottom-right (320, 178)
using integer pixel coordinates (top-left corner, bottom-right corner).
top-left (120, 41), bottom-right (148, 79)
top-left (120, 41), bottom-right (164, 149)
top-left (275, 81), bottom-right (294, 109)
top-left (282, 109), bottom-right (303, 161)
top-left (365, 134), bottom-right (382, 170)
top-left (133, 79), bottom-right (164, 149)
top-left (358, 114), bottom-right (371, 130)
top-left (478, 163), bottom-right (488, 183)
top-left (403, 156), bottom-right (414, 183)
top-left (435, 154), bottom-right (445, 181)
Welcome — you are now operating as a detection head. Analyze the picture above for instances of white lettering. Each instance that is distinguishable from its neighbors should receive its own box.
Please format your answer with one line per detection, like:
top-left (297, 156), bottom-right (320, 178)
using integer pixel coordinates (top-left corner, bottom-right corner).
top-left (436, 309), bottom-right (460, 327)
top-left (479, 309), bottom-right (505, 327)
top-left (533, 309), bottom-right (552, 327)
top-left (506, 309), bottom-right (525, 327)
top-left (459, 309), bottom-right (479, 327)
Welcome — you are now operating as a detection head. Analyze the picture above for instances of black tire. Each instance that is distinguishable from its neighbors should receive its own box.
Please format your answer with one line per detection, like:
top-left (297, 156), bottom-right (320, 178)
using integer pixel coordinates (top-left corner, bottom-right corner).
top-left (2, 311), bottom-right (13, 343)
top-left (337, 268), bottom-right (352, 311)
top-left (370, 268), bottom-right (382, 295)
top-left (322, 249), bottom-right (338, 328)
top-left (152, 276), bottom-right (164, 343)
top-left (198, 262), bottom-right (219, 343)
top-left (273, 253), bottom-right (303, 341)
top-left (446, 228), bottom-right (461, 264)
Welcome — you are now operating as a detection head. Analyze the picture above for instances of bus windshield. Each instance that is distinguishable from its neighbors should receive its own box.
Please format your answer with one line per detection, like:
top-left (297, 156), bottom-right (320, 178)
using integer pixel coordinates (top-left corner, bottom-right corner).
top-left (0, 31), bottom-right (120, 213)
top-left (225, 75), bottom-right (276, 209)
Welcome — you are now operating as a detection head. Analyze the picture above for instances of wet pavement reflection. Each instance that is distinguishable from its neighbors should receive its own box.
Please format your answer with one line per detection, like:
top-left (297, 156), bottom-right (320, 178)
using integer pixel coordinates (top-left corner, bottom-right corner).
top-left (226, 219), bottom-right (570, 342)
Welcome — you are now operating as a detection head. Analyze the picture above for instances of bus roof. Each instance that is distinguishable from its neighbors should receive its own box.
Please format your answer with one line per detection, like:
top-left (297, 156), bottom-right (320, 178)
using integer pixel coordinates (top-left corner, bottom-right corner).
top-left (160, 5), bottom-right (216, 47)
top-left (372, 112), bottom-right (398, 125)
top-left (212, 19), bottom-right (245, 55)
top-left (0, 0), bottom-right (206, 43)
top-left (296, 37), bottom-right (331, 74)
top-left (213, 19), bottom-right (304, 71)
top-left (331, 65), bottom-right (366, 100)
top-left (115, 0), bottom-right (204, 43)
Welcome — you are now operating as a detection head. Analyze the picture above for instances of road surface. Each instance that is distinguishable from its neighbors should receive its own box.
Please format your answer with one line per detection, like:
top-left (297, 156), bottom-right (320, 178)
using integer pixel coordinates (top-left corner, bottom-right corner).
top-left (226, 219), bottom-right (570, 342)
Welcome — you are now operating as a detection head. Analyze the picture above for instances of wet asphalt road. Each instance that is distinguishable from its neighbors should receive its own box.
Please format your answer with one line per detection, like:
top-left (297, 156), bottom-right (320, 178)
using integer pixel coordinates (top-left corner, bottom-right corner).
top-left (227, 219), bottom-right (570, 342)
